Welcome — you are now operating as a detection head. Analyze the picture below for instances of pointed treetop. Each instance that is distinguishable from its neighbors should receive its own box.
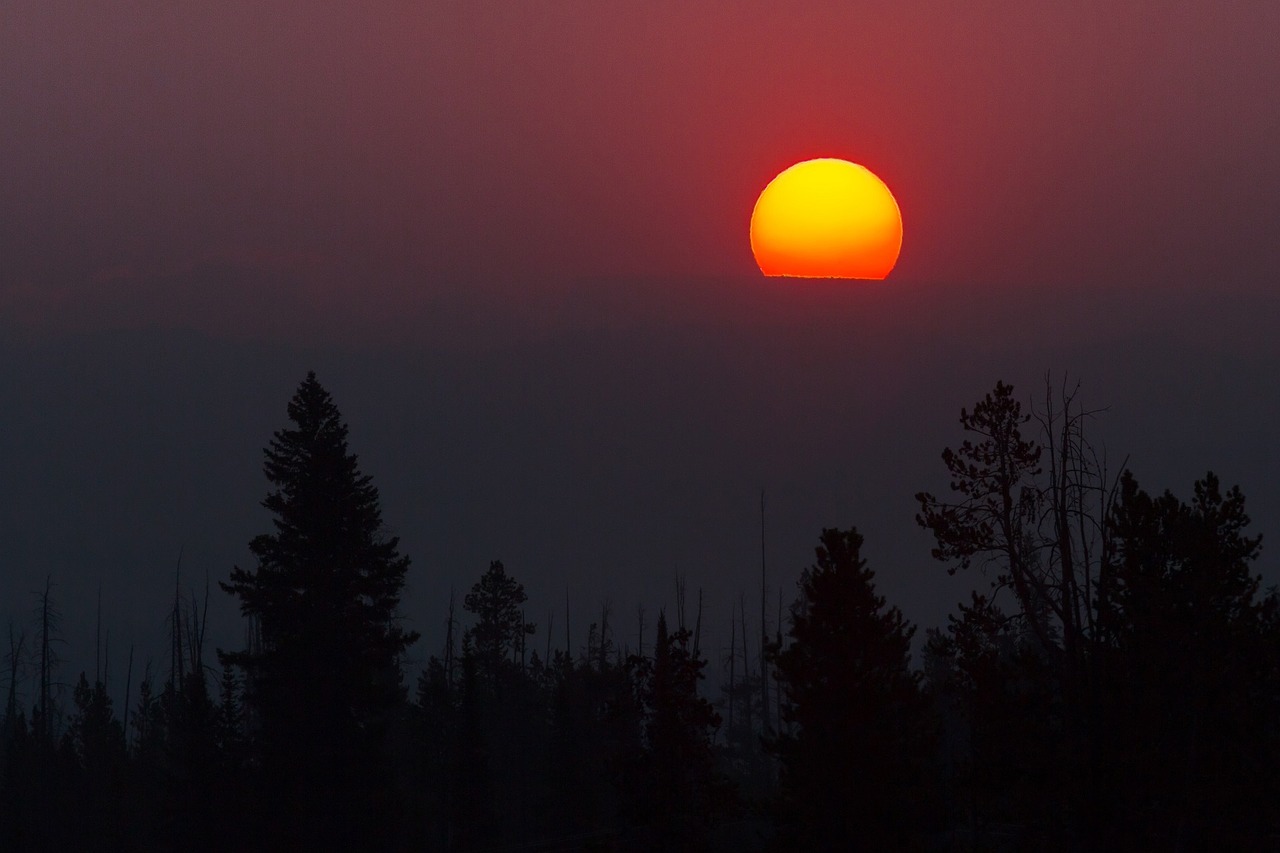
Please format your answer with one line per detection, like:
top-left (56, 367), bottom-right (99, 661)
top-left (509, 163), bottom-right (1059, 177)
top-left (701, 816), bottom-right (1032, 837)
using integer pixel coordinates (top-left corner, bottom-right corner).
top-left (280, 371), bottom-right (348, 448)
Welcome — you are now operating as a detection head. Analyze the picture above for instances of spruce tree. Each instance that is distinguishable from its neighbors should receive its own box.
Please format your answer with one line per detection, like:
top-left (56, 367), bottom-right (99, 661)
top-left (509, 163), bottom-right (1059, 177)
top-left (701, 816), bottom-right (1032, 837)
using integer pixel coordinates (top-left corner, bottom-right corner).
top-left (219, 371), bottom-right (418, 849)
top-left (769, 527), bottom-right (933, 850)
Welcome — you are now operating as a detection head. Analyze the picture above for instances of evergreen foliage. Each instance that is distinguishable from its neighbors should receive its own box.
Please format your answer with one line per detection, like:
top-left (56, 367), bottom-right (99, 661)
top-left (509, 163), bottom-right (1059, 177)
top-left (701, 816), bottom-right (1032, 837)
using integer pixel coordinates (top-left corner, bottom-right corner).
top-left (218, 371), bottom-right (419, 849)
top-left (915, 380), bottom-right (1043, 624)
top-left (1090, 471), bottom-right (1280, 846)
top-left (923, 594), bottom-right (1063, 842)
top-left (769, 526), bottom-right (933, 850)
top-left (625, 612), bottom-right (727, 850)
top-left (463, 559), bottom-right (534, 678)
top-left (5, 374), bottom-right (1280, 850)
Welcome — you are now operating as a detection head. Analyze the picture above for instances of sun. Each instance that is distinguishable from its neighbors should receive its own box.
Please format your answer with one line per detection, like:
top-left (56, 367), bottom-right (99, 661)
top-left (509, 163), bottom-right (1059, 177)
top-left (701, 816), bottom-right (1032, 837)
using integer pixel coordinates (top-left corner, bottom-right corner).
top-left (750, 158), bottom-right (902, 279)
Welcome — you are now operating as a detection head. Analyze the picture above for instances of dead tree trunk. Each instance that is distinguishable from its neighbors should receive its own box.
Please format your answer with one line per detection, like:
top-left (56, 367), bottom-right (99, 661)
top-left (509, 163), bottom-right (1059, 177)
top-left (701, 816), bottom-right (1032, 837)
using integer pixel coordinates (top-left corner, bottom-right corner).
top-left (760, 491), bottom-right (771, 737)
top-left (727, 606), bottom-right (736, 735)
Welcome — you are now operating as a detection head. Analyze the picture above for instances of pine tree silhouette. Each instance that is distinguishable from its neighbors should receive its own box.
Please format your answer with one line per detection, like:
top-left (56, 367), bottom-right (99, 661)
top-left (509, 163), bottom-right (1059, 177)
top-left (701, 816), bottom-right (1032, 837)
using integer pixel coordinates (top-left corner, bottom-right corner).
top-left (219, 371), bottom-right (419, 850)
top-left (1092, 471), bottom-right (1280, 847)
top-left (625, 611), bottom-right (726, 851)
top-left (463, 560), bottom-right (535, 681)
top-left (769, 527), bottom-right (933, 850)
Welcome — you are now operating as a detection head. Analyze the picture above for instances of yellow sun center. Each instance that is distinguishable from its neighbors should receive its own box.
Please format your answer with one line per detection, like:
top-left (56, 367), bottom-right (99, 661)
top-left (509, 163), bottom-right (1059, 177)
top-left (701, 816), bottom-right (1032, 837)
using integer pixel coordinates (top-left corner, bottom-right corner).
top-left (750, 159), bottom-right (903, 280)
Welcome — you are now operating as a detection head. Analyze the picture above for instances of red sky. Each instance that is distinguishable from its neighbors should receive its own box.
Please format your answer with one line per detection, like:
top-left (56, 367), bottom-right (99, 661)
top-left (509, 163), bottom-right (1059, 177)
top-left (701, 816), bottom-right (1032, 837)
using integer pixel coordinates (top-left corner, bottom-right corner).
top-left (4, 1), bottom-right (1278, 339)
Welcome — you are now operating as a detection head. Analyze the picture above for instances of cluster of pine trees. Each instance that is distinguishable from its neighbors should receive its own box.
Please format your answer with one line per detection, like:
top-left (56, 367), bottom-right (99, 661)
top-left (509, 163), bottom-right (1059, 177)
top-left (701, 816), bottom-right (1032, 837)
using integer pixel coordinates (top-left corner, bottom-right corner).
top-left (2, 372), bottom-right (1278, 851)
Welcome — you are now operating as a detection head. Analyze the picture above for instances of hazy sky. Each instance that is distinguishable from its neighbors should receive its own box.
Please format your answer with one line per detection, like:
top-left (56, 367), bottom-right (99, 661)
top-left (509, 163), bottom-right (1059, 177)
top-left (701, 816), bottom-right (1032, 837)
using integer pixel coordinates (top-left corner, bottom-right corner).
top-left (5, 2), bottom-right (1278, 336)
top-left (2, 2), bottom-right (1278, 704)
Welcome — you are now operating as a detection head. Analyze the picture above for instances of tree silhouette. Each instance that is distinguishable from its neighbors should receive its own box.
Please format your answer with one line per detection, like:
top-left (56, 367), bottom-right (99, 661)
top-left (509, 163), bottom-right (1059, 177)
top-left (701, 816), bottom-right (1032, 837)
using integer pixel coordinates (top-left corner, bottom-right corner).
top-left (219, 371), bottom-right (419, 850)
top-left (450, 639), bottom-right (495, 850)
top-left (915, 382), bottom-right (1046, 640)
top-left (769, 527), bottom-right (933, 849)
top-left (717, 597), bottom-right (773, 799)
top-left (625, 611), bottom-right (726, 851)
top-left (1091, 471), bottom-right (1280, 846)
top-left (545, 646), bottom-right (638, 845)
top-left (463, 560), bottom-right (534, 680)
top-left (66, 672), bottom-right (127, 850)
top-left (213, 665), bottom-right (243, 761)
top-left (411, 656), bottom-right (455, 850)
top-left (922, 593), bottom-right (1062, 843)
top-left (916, 378), bottom-right (1120, 840)
top-left (454, 562), bottom-right (550, 843)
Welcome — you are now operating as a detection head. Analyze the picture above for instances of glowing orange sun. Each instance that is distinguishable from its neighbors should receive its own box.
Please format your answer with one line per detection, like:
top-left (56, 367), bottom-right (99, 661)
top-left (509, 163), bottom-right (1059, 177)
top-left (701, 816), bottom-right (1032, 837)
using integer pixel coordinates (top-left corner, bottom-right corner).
top-left (750, 158), bottom-right (902, 279)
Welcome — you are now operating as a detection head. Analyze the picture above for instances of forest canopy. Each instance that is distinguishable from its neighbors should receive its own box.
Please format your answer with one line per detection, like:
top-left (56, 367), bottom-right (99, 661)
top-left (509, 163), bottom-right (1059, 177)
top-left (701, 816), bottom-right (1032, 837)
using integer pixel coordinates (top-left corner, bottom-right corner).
top-left (2, 374), bottom-right (1276, 852)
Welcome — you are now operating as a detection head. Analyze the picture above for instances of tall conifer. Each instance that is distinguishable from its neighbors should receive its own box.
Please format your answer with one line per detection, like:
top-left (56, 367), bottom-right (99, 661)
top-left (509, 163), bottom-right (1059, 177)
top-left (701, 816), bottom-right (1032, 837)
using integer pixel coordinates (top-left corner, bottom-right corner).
top-left (769, 527), bottom-right (933, 849)
top-left (219, 372), bottom-right (418, 849)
